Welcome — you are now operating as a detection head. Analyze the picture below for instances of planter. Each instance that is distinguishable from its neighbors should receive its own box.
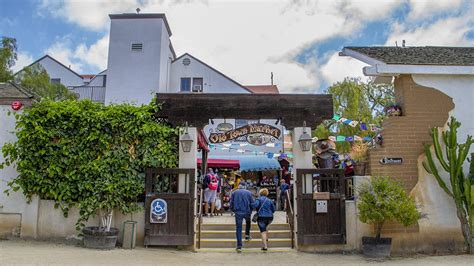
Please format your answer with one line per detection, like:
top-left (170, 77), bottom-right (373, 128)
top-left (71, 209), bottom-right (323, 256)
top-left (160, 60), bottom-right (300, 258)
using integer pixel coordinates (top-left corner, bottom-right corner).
top-left (353, 161), bottom-right (367, 176)
top-left (362, 236), bottom-right (392, 258)
top-left (82, 227), bottom-right (119, 250)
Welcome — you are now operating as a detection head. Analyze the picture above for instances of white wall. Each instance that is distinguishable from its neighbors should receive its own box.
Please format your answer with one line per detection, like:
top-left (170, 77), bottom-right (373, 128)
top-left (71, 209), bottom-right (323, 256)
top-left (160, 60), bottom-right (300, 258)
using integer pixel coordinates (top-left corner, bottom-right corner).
top-left (105, 17), bottom-right (169, 105)
top-left (88, 73), bottom-right (106, 87)
top-left (37, 57), bottom-right (84, 87)
top-left (170, 54), bottom-right (250, 93)
top-left (412, 75), bottom-right (474, 146)
top-left (0, 105), bottom-right (39, 238)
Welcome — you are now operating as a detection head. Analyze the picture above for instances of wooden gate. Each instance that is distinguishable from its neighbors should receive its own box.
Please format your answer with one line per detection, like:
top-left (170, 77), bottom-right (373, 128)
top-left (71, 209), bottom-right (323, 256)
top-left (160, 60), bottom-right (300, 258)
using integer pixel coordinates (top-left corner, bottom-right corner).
top-left (144, 168), bottom-right (195, 246)
top-left (296, 169), bottom-right (346, 245)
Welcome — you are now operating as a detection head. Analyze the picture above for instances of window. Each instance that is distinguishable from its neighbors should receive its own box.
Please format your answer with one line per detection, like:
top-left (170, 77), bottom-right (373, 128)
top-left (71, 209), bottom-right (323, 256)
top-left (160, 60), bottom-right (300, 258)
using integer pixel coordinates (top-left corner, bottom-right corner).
top-left (50, 78), bottom-right (61, 84)
top-left (192, 78), bottom-right (203, 92)
top-left (131, 42), bottom-right (143, 52)
top-left (180, 78), bottom-right (191, 92)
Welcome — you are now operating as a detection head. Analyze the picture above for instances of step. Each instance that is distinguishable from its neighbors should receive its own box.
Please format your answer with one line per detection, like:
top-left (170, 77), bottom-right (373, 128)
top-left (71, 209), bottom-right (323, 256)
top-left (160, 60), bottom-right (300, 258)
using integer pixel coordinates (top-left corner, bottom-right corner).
top-left (197, 247), bottom-right (294, 253)
top-left (199, 238), bottom-right (292, 248)
top-left (200, 230), bottom-right (291, 239)
top-left (200, 223), bottom-right (290, 231)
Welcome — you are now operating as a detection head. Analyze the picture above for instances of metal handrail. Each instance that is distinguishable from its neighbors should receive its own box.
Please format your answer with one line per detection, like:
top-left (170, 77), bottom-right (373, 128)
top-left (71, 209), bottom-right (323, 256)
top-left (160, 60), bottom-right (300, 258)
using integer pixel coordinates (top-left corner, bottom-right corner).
top-left (196, 185), bottom-right (204, 249)
top-left (285, 189), bottom-right (295, 248)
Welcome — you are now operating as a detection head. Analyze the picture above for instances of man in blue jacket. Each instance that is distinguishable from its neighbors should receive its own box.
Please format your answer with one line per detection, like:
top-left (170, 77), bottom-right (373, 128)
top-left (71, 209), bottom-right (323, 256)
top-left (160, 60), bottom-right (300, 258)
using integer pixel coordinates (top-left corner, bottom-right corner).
top-left (229, 182), bottom-right (254, 251)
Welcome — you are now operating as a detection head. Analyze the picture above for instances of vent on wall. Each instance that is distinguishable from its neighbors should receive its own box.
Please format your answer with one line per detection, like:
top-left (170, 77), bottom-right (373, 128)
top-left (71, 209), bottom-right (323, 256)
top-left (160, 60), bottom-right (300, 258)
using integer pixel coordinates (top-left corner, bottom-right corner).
top-left (131, 43), bottom-right (143, 52)
top-left (182, 58), bottom-right (191, 66)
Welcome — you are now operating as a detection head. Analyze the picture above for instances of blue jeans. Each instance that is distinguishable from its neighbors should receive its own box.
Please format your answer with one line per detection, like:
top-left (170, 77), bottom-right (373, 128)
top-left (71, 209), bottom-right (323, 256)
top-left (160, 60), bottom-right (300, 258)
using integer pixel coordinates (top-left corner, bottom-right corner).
top-left (235, 213), bottom-right (251, 248)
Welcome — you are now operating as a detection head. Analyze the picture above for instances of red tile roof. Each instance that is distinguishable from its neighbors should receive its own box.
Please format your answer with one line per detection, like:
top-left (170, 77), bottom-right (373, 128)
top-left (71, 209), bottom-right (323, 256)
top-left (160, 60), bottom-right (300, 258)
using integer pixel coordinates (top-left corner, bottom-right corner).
top-left (81, 74), bottom-right (95, 79)
top-left (244, 85), bottom-right (279, 94)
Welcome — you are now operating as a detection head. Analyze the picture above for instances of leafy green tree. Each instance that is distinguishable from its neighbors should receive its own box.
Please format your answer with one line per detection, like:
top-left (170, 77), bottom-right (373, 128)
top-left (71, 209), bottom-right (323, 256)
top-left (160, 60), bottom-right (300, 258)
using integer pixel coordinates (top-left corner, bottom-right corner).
top-left (0, 36), bottom-right (17, 82)
top-left (15, 64), bottom-right (78, 100)
top-left (1, 99), bottom-right (178, 232)
top-left (314, 78), bottom-right (394, 152)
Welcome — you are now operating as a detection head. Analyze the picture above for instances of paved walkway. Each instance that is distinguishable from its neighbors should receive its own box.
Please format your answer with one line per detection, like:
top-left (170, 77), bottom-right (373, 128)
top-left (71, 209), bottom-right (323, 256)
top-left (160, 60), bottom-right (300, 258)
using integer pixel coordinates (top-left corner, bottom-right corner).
top-left (1, 239), bottom-right (473, 265)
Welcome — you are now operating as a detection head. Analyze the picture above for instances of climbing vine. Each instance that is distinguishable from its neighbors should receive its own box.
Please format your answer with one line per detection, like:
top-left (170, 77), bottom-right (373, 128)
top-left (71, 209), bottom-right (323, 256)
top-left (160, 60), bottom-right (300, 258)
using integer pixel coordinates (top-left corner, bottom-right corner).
top-left (1, 99), bottom-right (178, 230)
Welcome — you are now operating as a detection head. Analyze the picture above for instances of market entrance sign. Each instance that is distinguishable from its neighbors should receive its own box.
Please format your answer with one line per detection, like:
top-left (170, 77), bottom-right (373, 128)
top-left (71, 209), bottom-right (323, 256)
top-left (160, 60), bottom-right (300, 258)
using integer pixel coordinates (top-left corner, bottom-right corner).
top-left (208, 123), bottom-right (281, 143)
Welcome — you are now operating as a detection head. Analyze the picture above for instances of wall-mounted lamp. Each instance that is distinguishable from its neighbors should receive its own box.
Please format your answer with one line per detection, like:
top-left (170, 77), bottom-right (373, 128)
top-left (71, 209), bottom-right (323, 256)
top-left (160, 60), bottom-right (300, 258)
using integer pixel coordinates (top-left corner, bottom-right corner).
top-left (179, 122), bottom-right (193, 152)
top-left (298, 121), bottom-right (312, 152)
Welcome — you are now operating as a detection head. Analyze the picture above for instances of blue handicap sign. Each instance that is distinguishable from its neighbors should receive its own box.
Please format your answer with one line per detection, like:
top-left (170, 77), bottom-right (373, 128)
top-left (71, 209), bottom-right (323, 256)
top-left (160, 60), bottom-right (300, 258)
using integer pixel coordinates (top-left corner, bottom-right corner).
top-left (150, 198), bottom-right (167, 223)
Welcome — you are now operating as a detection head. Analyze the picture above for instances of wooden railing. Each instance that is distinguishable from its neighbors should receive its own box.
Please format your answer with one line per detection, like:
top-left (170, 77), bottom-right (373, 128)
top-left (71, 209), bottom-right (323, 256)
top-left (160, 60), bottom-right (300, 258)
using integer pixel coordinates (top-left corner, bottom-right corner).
top-left (285, 189), bottom-right (295, 248)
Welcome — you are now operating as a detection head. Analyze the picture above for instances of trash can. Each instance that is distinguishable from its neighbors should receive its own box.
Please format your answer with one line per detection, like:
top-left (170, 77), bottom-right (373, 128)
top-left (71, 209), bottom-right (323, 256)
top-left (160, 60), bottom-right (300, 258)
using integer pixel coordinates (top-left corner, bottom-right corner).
top-left (122, 220), bottom-right (137, 249)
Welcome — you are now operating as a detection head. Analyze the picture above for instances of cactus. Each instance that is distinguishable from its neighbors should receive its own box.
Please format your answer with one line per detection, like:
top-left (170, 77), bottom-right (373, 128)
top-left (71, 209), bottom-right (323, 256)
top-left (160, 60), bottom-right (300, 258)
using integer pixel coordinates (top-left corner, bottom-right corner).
top-left (423, 117), bottom-right (474, 253)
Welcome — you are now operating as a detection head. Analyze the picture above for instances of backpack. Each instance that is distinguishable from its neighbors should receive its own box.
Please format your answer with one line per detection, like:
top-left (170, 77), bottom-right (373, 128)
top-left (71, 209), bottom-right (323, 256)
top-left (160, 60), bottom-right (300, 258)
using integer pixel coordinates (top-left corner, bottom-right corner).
top-left (208, 174), bottom-right (219, 190)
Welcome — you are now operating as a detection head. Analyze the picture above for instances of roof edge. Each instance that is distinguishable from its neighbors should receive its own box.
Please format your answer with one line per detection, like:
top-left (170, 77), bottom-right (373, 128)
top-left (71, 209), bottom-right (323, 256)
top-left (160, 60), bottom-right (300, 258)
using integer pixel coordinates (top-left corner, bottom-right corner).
top-left (172, 53), bottom-right (253, 93)
top-left (109, 13), bottom-right (172, 37)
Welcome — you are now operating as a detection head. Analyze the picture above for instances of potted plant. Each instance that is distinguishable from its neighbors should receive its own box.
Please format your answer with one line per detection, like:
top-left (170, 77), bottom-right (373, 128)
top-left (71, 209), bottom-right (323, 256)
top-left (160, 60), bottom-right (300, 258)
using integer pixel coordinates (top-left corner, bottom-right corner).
top-left (350, 142), bottom-right (368, 175)
top-left (78, 177), bottom-right (142, 250)
top-left (357, 177), bottom-right (420, 258)
top-left (385, 103), bottom-right (402, 117)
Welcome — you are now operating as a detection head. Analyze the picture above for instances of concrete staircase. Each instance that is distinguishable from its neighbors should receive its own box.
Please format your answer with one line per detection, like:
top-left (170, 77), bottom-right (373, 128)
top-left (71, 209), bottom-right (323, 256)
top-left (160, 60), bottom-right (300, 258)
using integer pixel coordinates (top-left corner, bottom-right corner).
top-left (198, 222), bottom-right (293, 252)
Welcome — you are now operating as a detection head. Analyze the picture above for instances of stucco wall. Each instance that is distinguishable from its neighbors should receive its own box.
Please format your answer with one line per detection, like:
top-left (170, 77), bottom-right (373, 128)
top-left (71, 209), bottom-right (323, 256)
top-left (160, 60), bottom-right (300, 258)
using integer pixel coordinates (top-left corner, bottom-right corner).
top-left (366, 74), bottom-right (467, 254)
top-left (170, 55), bottom-right (250, 93)
top-left (105, 18), bottom-right (169, 105)
top-left (0, 105), bottom-right (39, 239)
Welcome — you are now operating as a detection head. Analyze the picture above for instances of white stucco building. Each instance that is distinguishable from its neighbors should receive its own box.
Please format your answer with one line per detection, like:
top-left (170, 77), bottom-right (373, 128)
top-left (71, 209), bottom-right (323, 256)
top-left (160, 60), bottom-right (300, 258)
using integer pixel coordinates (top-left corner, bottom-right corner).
top-left (16, 13), bottom-right (270, 105)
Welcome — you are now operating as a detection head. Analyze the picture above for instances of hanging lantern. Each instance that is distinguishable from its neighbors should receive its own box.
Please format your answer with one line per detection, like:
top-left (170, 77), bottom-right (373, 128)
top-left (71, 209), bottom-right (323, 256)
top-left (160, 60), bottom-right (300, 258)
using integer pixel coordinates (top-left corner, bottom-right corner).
top-left (298, 121), bottom-right (312, 152)
top-left (179, 122), bottom-right (193, 152)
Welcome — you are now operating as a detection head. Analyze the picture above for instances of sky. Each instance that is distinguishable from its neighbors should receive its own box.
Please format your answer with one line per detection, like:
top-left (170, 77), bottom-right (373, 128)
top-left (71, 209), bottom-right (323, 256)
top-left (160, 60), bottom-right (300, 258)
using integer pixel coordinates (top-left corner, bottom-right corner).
top-left (1, 0), bottom-right (473, 93)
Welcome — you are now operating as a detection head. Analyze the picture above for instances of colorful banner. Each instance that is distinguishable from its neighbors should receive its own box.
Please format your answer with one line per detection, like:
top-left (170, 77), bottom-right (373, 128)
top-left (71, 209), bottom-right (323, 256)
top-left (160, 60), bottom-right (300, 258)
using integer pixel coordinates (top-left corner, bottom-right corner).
top-left (331, 114), bottom-right (382, 131)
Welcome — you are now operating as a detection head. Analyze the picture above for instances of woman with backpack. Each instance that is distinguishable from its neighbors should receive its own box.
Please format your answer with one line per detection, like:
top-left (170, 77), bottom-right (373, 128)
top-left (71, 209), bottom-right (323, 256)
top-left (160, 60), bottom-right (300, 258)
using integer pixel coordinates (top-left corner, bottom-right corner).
top-left (203, 168), bottom-right (220, 217)
top-left (252, 188), bottom-right (275, 251)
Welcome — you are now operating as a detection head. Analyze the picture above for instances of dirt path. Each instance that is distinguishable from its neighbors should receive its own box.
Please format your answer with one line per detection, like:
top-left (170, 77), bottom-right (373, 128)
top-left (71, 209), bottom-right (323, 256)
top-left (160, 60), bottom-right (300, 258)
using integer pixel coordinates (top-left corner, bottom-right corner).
top-left (1, 239), bottom-right (473, 265)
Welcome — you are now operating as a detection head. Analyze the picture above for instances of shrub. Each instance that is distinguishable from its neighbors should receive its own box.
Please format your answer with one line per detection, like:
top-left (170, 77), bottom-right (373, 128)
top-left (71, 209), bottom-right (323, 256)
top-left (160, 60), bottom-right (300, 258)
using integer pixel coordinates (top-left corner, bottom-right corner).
top-left (1, 99), bottom-right (178, 231)
top-left (357, 176), bottom-right (421, 241)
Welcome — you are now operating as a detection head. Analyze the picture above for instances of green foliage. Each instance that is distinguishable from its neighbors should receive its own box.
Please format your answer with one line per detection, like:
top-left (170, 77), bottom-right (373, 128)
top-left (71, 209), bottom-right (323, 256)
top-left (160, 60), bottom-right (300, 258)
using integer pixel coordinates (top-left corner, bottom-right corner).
top-left (1, 99), bottom-right (178, 231)
top-left (315, 78), bottom-right (394, 152)
top-left (423, 117), bottom-right (474, 253)
top-left (15, 64), bottom-right (78, 101)
top-left (0, 36), bottom-right (17, 82)
top-left (357, 177), bottom-right (421, 240)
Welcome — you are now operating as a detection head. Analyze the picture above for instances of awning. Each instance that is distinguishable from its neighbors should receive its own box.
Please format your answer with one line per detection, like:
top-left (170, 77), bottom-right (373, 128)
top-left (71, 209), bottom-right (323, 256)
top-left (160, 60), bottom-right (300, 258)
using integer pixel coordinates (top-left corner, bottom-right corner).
top-left (208, 155), bottom-right (281, 172)
top-left (197, 158), bottom-right (240, 169)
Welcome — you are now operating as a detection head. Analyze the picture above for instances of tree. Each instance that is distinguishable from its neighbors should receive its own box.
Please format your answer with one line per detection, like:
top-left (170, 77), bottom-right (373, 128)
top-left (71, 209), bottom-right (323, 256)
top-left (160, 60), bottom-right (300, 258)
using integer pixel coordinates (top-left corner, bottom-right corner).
top-left (0, 36), bottom-right (17, 82)
top-left (423, 117), bottom-right (474, 253)
top-left (15, 64), bottom-right (78, 100)
top-left (314, 78), bottom-right (394, 152)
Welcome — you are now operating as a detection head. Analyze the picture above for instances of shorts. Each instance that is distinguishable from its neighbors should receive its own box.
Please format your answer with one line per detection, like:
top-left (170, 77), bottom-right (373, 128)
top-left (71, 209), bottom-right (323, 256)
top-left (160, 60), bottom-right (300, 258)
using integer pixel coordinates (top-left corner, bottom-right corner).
top-left (257, 217), bottom-right (273, 232)
top-left (204, 188), bottom-right (217, 203)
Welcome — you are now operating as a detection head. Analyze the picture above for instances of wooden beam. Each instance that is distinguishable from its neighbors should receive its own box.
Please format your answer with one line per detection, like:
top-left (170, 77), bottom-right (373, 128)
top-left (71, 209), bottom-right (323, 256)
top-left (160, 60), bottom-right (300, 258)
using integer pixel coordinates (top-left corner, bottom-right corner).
top-left (155, 93), bottom-right (333, 129)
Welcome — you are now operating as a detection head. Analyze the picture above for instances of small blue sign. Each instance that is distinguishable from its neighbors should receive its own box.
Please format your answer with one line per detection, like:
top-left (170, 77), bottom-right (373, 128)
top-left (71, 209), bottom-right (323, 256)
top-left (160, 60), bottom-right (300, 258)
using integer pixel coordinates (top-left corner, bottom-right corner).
top-left (150, 198), bottom-right (167, 223)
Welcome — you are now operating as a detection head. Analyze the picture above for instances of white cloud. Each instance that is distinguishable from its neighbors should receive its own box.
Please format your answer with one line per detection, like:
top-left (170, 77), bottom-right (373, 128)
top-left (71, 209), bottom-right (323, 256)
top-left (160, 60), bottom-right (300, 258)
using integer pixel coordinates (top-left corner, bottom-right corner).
top-left (12, 52), bottom-right (34, 73)
top-left (407, 0), bottom-right (463, 20)
top-left (37, 0), bottom-right (406, 92)
top-left (385, 15), bottom-right (474, 46)
top-left (320, 52), bottom-right (369, 87)
top-left (74, 35), bottom-right (109, 72)
top-left (45, 38), bottom-right (84, 73)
